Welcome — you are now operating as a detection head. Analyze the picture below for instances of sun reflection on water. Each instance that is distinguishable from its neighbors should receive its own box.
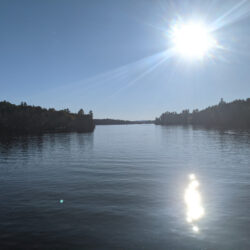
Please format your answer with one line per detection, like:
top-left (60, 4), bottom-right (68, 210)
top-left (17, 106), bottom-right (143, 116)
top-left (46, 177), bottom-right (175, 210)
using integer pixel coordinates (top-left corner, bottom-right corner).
top-left (184, 174), bottom-right (204, 233)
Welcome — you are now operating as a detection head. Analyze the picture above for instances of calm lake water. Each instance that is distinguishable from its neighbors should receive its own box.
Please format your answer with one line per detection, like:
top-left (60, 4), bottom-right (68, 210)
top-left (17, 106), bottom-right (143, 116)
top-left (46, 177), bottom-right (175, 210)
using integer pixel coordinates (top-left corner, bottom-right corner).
top-left (1, 125), bottom-right (250, 249)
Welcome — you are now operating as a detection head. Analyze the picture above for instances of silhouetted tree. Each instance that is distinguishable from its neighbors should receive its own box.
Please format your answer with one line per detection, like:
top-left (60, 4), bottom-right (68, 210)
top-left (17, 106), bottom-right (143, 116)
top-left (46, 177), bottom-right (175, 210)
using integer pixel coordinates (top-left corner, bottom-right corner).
top-left (20, 101), bottom-right (27, 106)
top-left (78, 109), bottom-right (84, 116)
top-left (63, 108), bottom-right (70, 113)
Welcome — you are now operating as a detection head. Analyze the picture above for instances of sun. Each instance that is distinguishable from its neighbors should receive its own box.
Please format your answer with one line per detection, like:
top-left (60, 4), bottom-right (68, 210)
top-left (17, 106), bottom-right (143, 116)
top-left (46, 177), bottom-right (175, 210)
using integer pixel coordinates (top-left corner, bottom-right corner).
top-left (170, 21), bottom-right (217, 60)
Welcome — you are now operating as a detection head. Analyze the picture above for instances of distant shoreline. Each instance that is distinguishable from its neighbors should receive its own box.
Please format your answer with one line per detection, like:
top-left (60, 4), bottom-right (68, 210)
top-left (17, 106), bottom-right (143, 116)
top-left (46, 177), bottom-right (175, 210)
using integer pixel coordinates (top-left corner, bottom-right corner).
top-left (94, 119), bottom-right (154, 125)
top-left (2, 98), bottom-right (250, 135)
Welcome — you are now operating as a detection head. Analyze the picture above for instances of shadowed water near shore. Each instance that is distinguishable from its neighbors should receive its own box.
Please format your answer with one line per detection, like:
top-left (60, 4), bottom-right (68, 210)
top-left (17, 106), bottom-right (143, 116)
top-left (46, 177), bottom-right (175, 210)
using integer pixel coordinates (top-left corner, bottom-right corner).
top-left (0, 125), bottom-right (250, 249)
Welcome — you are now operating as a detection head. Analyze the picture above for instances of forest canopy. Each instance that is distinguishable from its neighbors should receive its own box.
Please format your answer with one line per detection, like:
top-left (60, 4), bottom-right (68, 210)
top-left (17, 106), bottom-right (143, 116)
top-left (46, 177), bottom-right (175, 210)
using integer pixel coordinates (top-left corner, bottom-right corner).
top-left (0, 101), bottom-right (95, 134)
top-left (155, 98), bottom-right (250, 129)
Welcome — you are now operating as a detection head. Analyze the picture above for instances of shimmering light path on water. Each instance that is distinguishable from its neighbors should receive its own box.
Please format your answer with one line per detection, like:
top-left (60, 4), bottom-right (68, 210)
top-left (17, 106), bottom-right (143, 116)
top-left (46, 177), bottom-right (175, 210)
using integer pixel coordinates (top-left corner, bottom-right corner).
top-left (0, 125), bottom-right (250, 249)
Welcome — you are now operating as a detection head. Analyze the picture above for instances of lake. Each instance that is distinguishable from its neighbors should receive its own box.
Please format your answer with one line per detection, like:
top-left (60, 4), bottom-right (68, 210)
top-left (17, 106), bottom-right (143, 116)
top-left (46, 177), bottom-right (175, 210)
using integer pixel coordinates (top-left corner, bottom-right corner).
top-left (0, 125), bottom-right (250, 249)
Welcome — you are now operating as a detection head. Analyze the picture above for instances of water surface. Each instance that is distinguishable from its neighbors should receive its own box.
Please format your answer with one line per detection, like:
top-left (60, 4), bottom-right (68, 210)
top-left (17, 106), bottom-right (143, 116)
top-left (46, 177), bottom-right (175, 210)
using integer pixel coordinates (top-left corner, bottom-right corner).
top-left (1, 125), bottom-right (250, 249)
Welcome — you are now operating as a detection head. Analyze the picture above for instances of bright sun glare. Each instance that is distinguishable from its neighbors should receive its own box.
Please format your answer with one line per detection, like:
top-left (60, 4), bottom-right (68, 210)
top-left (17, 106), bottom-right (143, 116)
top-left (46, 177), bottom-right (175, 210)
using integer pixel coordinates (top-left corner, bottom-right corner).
top-left (170, 21), bottom-right (217, 60)
top-left (185, 174), bottom-right (205, 233)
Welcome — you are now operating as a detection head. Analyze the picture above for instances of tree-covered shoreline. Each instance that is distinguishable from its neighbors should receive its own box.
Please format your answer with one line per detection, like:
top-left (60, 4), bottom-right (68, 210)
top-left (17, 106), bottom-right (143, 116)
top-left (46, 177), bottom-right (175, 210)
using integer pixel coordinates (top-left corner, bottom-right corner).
top-left (0, 101), bottom-right (95, 135)
top-left (155, 98), bottom-right (250, 129)
top-left (94, 119), bottom-right (153, 125)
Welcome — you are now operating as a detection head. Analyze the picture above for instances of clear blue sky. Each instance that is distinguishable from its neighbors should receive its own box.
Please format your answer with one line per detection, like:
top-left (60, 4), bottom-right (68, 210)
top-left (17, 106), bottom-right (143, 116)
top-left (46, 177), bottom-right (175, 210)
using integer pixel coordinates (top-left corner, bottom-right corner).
top-left (1, 0), bottom-right (250, 120)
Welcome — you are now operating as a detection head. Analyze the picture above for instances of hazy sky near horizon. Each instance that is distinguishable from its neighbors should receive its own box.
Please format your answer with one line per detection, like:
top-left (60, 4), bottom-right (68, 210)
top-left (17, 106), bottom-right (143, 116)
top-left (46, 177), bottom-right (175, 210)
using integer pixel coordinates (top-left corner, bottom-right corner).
top-left (1, 0), bottom-right (250, 119)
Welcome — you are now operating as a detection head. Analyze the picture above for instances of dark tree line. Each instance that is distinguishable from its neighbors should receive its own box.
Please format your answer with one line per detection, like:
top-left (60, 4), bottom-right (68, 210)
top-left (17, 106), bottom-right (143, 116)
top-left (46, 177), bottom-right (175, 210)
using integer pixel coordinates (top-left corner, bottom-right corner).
top-left (94, 119), bottom-right (153, 125)
top-left (0, 101), bottom-right (95, 135)
top-left (155, 98), bottom-right (250, 129)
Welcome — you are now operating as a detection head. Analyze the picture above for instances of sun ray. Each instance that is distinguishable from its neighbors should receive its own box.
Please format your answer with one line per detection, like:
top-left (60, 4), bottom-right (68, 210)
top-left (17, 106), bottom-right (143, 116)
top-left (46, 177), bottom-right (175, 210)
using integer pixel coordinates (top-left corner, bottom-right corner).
top-left (211, 0), bottom-right (250, 31)
top-left (108, 49), bottom-right (174, 97)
